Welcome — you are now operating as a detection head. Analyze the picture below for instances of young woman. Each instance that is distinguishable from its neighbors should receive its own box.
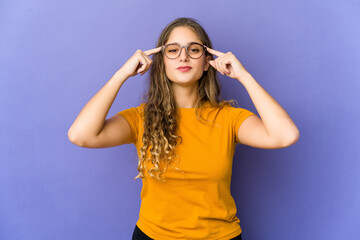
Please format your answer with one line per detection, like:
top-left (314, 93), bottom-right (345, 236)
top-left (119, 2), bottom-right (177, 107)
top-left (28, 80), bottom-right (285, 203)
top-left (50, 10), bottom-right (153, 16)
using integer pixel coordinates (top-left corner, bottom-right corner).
top-left (68, 18), bottom-right (299, 240)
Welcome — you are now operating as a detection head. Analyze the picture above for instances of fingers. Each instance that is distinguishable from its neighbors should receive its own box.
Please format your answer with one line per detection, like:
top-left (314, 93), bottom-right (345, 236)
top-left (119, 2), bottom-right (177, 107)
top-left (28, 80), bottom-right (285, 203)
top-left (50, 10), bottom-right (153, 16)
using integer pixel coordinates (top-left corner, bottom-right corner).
top-left (142, 53), bottom-right (153, 74)
top-left (137, 54), bottom-right (152, 75)
top-left (207, 47), bottom-right (226, 75)
top-left (134, 48), bottom-right (157, 75)
top-left (209, 57), bottom-right (226, 75)
top-left (144, 46), bottom-right (162, 56)
top-left (206, 47), bottom-right (225, 57)
top-left (135, 46), bottom-right (161, 76)
top-left (215, 59), bottom-right (224, 75)
top-left (209, 52), bottom-right (233, 75)
top-left (218, 57), bottom-right (230, 75)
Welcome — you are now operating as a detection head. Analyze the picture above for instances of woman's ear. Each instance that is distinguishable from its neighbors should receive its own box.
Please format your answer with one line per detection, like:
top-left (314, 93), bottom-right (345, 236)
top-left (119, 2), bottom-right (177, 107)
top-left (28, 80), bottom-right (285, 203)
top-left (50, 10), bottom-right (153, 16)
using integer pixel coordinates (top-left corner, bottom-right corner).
top-left (204, 55), bottom-right (212, 71)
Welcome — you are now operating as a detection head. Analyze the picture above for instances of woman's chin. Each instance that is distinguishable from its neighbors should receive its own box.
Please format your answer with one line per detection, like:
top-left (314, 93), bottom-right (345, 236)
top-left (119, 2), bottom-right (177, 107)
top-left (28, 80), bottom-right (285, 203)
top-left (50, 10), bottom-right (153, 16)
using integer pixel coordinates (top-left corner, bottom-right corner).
top-left (168, 74), bottom-right (202, 86)
top-left (169, 78), bottom-right (199, 88)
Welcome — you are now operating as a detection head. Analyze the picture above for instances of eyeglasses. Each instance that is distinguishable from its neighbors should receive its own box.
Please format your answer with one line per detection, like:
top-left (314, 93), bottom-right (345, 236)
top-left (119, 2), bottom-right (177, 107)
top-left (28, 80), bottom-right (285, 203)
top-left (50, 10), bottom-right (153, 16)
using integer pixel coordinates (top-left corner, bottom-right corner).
top-left (162, 42), bottom-right (207, 59)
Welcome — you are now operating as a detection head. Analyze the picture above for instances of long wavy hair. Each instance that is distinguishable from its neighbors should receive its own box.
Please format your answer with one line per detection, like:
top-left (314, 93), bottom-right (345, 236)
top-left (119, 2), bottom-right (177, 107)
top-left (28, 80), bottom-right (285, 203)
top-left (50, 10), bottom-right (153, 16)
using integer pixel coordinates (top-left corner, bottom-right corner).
top-left (134, 17), bottom-right (236, 182)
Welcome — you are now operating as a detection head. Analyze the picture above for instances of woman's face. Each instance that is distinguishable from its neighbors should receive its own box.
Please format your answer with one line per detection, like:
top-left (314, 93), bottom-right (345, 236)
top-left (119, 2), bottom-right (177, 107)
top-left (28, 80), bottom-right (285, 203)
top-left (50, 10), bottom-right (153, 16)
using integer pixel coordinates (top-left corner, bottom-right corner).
top-left (163, 26), bottom-right (210, 87)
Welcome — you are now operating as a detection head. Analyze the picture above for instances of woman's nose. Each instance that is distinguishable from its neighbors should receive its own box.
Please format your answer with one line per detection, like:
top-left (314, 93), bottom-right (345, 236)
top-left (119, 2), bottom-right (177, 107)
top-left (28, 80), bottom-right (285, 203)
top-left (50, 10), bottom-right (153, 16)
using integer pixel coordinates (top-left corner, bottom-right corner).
top-left (179, 47), bottom-right (189, 61)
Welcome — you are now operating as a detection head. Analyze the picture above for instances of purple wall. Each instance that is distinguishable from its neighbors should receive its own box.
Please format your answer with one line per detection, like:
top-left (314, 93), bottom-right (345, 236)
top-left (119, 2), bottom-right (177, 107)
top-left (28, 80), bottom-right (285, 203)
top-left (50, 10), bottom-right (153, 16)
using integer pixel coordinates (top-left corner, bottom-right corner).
top-left (1, 0), bottom-right (359, 239)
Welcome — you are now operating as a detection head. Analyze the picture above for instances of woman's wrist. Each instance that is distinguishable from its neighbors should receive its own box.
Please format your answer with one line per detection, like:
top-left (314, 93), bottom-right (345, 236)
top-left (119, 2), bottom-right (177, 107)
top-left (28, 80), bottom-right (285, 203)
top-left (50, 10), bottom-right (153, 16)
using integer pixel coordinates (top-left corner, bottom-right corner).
top-left (236, 71), bottom-right (253, 84)
top-left (113, 68), bottom-right (130, 85)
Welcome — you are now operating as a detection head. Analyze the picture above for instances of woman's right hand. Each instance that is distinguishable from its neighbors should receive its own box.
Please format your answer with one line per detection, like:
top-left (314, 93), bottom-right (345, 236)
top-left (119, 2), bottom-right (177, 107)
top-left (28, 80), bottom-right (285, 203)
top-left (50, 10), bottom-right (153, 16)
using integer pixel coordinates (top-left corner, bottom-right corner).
top-left (120, 46), bottom-right (162, 78)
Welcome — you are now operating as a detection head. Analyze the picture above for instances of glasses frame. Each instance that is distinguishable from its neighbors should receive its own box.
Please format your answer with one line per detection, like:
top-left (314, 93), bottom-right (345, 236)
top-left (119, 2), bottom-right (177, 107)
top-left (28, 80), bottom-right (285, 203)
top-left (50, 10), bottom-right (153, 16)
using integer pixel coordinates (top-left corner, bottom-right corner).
top-left (161, 42), bottom-right (207, 59)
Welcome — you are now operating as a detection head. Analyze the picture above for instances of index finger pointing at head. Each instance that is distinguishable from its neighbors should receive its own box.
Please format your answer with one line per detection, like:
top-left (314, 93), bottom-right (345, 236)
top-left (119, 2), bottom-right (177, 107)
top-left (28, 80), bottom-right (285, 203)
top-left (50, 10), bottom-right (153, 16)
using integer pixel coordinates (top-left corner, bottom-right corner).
top-left (144, 46), bottom-right (162, 56)
top-left (206, 47), bottom-right (225, 57)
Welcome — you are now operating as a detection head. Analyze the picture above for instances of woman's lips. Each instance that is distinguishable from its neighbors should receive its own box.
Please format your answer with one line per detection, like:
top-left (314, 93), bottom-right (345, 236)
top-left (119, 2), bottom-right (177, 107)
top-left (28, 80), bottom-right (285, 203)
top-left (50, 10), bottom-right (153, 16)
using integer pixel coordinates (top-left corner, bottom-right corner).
top-left (177, 66), bottom-right (192, 72)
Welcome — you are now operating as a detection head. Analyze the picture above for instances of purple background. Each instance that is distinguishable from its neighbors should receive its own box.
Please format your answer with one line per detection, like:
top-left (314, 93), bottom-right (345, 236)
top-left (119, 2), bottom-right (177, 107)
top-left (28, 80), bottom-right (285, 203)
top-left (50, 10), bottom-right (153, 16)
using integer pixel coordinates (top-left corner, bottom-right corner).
top-left (1, 0), bottom-right (359, 239)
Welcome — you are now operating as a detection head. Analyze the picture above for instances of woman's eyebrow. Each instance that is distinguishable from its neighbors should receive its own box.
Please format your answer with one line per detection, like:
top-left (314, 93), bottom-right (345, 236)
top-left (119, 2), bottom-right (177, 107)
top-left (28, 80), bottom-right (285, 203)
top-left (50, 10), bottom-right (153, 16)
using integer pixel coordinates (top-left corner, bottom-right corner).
top-left (167, 41), bottom-right (202, 45)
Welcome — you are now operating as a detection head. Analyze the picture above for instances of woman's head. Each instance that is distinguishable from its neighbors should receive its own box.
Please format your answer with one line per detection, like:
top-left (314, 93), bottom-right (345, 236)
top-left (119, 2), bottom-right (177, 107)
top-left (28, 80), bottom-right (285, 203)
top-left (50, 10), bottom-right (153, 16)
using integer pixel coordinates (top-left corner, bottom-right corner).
top-left (146, 17), bottom-right (220, 109)
top-left (162, 26), bottom-right (211, 88)
top-left (136, 18), bottom-right (234, 182)
top-left (155, 18), bottom-right (213, 89)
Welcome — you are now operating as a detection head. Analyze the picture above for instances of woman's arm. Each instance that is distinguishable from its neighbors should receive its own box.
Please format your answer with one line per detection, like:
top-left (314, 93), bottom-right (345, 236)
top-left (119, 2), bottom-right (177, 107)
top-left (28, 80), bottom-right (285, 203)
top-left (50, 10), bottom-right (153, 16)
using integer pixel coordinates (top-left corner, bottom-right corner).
top-left (207, 47), bottom-right (299, 149)
top-left (68, 47), bottom-right (161, 147)
top-left (67, 69), bottom-right (128, 147)
top-left (236, 73), bottom-right (299, 148)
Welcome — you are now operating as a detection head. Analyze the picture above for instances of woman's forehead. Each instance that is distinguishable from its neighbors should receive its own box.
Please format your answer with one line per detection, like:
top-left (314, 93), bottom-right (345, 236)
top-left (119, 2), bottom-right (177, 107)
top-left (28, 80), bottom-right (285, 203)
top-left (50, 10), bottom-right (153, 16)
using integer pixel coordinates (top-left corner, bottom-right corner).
top-left (166, 26), bottom-right (202, 45)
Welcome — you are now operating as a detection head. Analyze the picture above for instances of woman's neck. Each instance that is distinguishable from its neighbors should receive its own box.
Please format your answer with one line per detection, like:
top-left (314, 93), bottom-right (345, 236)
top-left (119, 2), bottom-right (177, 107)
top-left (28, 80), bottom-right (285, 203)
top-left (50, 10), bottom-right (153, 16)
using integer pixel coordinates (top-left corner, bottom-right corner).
top-left (171, 82), bottom-right (199, 108)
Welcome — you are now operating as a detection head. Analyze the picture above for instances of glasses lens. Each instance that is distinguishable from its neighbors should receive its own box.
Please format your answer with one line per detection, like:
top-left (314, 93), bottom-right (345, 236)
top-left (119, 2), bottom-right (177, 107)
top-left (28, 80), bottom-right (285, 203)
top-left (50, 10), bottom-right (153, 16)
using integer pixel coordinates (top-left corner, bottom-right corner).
top-left (188, 43), bottom-right (204, 59)
top-left (164, 44), bottom-right (180, 59)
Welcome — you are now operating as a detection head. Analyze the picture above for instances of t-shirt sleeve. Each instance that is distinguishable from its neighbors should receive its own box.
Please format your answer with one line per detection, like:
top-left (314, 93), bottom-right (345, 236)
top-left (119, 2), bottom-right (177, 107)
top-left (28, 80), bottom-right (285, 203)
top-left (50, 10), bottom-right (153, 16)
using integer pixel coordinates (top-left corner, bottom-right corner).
top-left (230, 107), bottom-right (257, 138)
top-left (116, 106), bottom-right (142, 144)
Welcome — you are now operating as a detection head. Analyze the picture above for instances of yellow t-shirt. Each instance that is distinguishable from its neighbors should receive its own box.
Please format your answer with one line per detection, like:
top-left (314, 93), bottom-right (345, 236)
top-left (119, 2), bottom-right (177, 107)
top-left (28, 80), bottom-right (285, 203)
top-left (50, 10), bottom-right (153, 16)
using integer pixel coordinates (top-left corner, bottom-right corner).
top-left (117, 102), bottom-right (256, 240)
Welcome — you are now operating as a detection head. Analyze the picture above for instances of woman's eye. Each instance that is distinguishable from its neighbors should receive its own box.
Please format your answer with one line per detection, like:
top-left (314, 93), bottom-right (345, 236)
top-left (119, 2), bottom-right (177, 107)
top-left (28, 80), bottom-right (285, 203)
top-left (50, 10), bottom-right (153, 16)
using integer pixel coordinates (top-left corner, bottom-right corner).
top-left (168, 49), bottom-right (178, 53)
top-left (190, 49), bottom-right (199, 52)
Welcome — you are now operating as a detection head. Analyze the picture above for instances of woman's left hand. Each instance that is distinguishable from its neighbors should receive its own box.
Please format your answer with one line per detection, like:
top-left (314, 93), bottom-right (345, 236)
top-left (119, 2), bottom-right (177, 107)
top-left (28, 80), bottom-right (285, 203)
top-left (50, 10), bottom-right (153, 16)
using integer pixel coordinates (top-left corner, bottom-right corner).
top-left (206, 47), bottom-right (249, 80)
